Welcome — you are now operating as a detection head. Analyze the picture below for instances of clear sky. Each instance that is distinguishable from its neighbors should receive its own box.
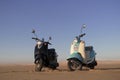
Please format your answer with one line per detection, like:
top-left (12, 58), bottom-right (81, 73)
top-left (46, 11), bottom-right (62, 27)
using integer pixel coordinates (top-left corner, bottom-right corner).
top-left (0, 0), bottom-right (120, 64)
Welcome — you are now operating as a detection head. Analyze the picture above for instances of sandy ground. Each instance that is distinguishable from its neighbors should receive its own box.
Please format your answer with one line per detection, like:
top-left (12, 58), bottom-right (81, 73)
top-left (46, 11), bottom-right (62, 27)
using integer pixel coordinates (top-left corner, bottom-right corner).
top-left (0, 61), bottom-right (120, 80)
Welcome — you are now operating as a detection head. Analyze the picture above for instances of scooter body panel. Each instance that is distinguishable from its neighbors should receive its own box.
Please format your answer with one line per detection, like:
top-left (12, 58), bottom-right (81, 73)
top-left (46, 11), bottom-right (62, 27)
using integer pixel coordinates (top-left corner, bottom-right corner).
top-left (85, 46), bottom-right (96, 64)
top-left (67, 52), bottom-right (83, 62)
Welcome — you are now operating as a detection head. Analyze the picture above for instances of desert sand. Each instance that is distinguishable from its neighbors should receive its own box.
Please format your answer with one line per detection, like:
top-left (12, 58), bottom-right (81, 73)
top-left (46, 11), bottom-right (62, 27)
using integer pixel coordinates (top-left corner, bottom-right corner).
top-left (0, 61), bottom-right (120, 80)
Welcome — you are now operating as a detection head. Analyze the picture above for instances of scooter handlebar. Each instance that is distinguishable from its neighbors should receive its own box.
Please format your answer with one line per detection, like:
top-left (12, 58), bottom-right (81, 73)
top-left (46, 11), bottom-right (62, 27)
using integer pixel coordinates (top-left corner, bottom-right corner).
top-left (79, 33), bottom-right (86, 37)
top-left (32, 37), bottom-right (36, 40)
top-left (46, 42), bottom-right (52, 45)
top-left (48, 42), bottom-right (52, 45)
top-left (32, 37), bottom-right (52, 45)
top-left (32, 37), bottom-right (41, 41)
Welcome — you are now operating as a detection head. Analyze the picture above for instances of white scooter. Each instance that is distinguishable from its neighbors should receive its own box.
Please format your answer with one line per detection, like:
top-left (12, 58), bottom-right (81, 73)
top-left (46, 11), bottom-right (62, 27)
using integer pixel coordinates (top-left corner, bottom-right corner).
top-left (67, 25), bottom-right (97, 71)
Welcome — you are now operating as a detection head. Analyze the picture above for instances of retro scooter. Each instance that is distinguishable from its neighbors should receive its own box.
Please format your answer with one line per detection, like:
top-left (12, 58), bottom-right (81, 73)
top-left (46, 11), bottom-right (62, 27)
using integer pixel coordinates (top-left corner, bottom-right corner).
top-left (32, 30), bottom-right (59, 71)
top-left (67, 25), bottom-right (97, 71)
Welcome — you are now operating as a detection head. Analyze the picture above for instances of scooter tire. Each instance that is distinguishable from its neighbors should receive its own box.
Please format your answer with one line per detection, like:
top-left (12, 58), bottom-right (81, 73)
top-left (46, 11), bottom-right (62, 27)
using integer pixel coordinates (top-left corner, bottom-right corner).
top-left (68, 59), bottom-right (82, 71)
top-left (51, 66), bottom-right (57, 70)
top-left (90, 66), bottom-right (95, 69)
top-left (89, 60), bottom-right (97, 69)
top-left (35, 59), bottom-right (43, 72)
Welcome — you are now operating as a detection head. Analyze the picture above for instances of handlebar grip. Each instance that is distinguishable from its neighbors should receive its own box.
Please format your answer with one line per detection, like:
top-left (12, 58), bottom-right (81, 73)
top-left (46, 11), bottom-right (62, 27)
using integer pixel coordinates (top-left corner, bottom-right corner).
top-left (49, 42), bottom-right (52, 45)
top-left (32, 37), bottom-right (41, 41)
top-left (32, 37), bottom-right (36, 39)
top-left (80, 33), bottom-right (86, 37)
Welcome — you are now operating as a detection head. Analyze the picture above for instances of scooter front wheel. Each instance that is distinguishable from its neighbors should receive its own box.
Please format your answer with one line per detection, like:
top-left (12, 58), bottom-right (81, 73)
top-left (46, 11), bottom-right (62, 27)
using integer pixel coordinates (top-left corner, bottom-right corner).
top-left (67, 59), bottom-right (82, 71)
top-left (35, 59), bottom-right (43, 72)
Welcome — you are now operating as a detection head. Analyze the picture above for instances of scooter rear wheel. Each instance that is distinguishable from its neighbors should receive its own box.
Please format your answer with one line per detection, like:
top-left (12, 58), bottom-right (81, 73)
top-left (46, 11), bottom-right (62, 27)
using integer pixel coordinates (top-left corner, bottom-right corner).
top-left (68, 59), bottom-right (82, 71)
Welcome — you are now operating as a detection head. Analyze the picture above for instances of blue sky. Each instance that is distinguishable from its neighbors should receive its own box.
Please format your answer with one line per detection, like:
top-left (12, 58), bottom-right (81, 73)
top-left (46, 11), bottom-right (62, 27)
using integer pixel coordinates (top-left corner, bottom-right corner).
top-left (0, 0), bottom-right (120, 64)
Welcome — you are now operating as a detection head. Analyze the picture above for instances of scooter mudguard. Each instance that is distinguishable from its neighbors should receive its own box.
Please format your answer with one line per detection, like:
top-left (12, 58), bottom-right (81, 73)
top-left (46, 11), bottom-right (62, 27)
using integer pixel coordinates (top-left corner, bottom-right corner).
top-left (67, 52), bottom-right (83, 62)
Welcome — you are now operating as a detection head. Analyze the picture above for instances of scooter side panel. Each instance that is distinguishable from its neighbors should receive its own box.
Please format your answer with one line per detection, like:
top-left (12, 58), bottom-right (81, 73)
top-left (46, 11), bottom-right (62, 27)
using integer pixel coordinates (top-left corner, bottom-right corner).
top-left (89, 50), bottom-right (96, 58)
top-left (67, 52), bottom-right (83, 61)
top-left (86, 50), bottom-right (96, 64)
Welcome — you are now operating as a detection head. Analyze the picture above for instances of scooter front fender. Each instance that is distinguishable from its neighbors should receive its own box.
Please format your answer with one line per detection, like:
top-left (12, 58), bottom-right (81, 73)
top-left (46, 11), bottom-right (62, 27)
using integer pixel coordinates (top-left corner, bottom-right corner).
top-left (67, 52), bottom-right (83, 62)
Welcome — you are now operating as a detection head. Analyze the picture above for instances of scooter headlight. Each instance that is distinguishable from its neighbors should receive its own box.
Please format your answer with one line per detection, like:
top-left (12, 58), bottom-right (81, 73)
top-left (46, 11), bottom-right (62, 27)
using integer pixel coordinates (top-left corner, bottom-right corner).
top-left (37, 41), bottom-right (41, 45)
top-left (73, 38), bottom-right (78, 43)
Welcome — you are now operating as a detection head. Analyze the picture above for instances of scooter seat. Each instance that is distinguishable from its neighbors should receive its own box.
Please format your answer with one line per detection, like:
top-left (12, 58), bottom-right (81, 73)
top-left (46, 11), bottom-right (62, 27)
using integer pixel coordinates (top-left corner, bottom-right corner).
top-left (85, 46), bottom-right (93, 52)
top-left (48, 48), bottom-right (55, 52)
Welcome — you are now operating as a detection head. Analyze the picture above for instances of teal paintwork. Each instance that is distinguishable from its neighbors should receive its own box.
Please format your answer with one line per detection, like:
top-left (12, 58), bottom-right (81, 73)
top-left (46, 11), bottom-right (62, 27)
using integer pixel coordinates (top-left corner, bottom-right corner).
top-left (67, 52), bottom-right (83, 61)
top-left (89, 50), bottom-right (96, 58)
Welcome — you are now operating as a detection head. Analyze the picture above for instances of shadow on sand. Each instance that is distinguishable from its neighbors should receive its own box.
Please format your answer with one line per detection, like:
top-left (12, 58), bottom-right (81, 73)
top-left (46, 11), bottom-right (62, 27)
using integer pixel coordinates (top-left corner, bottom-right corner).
top-left (95, 67), bottom-right (120, 71)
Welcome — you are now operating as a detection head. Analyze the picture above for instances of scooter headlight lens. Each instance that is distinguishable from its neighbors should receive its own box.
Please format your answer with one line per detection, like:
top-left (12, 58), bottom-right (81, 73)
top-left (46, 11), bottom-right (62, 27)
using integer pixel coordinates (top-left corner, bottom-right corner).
top-left (37, 41), bottom-right (41, 45)
top-left (74, 39), bottom-right (78, 43)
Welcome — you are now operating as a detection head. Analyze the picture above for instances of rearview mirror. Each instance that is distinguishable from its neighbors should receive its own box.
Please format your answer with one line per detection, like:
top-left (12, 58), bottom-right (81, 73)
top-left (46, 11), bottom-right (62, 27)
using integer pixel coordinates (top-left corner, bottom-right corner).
top-left (49, 37), bottom-right (52, 40)
top-left (80, 24), bottom-right (86, 34)
top-left (32, 29), bottom-right (35, 33)
top-left (82, 24), bottom-right (86, 28)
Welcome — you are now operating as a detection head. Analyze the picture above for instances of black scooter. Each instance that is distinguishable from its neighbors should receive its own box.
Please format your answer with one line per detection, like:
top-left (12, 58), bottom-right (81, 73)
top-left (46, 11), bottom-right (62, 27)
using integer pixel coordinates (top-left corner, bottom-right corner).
top-left (32, 30), bottom-right (59, 71)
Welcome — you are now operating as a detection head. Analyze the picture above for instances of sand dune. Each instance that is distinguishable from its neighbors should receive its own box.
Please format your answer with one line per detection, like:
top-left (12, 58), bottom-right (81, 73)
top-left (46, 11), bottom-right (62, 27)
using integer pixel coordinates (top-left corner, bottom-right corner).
top-left (0, 61), bottom-right (120, 80)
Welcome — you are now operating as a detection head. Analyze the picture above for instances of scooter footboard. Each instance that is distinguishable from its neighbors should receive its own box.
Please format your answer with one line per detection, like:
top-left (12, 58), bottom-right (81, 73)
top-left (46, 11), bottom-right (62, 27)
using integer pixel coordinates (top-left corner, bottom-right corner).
top-left (67, 52), bottom-right (83, 62)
